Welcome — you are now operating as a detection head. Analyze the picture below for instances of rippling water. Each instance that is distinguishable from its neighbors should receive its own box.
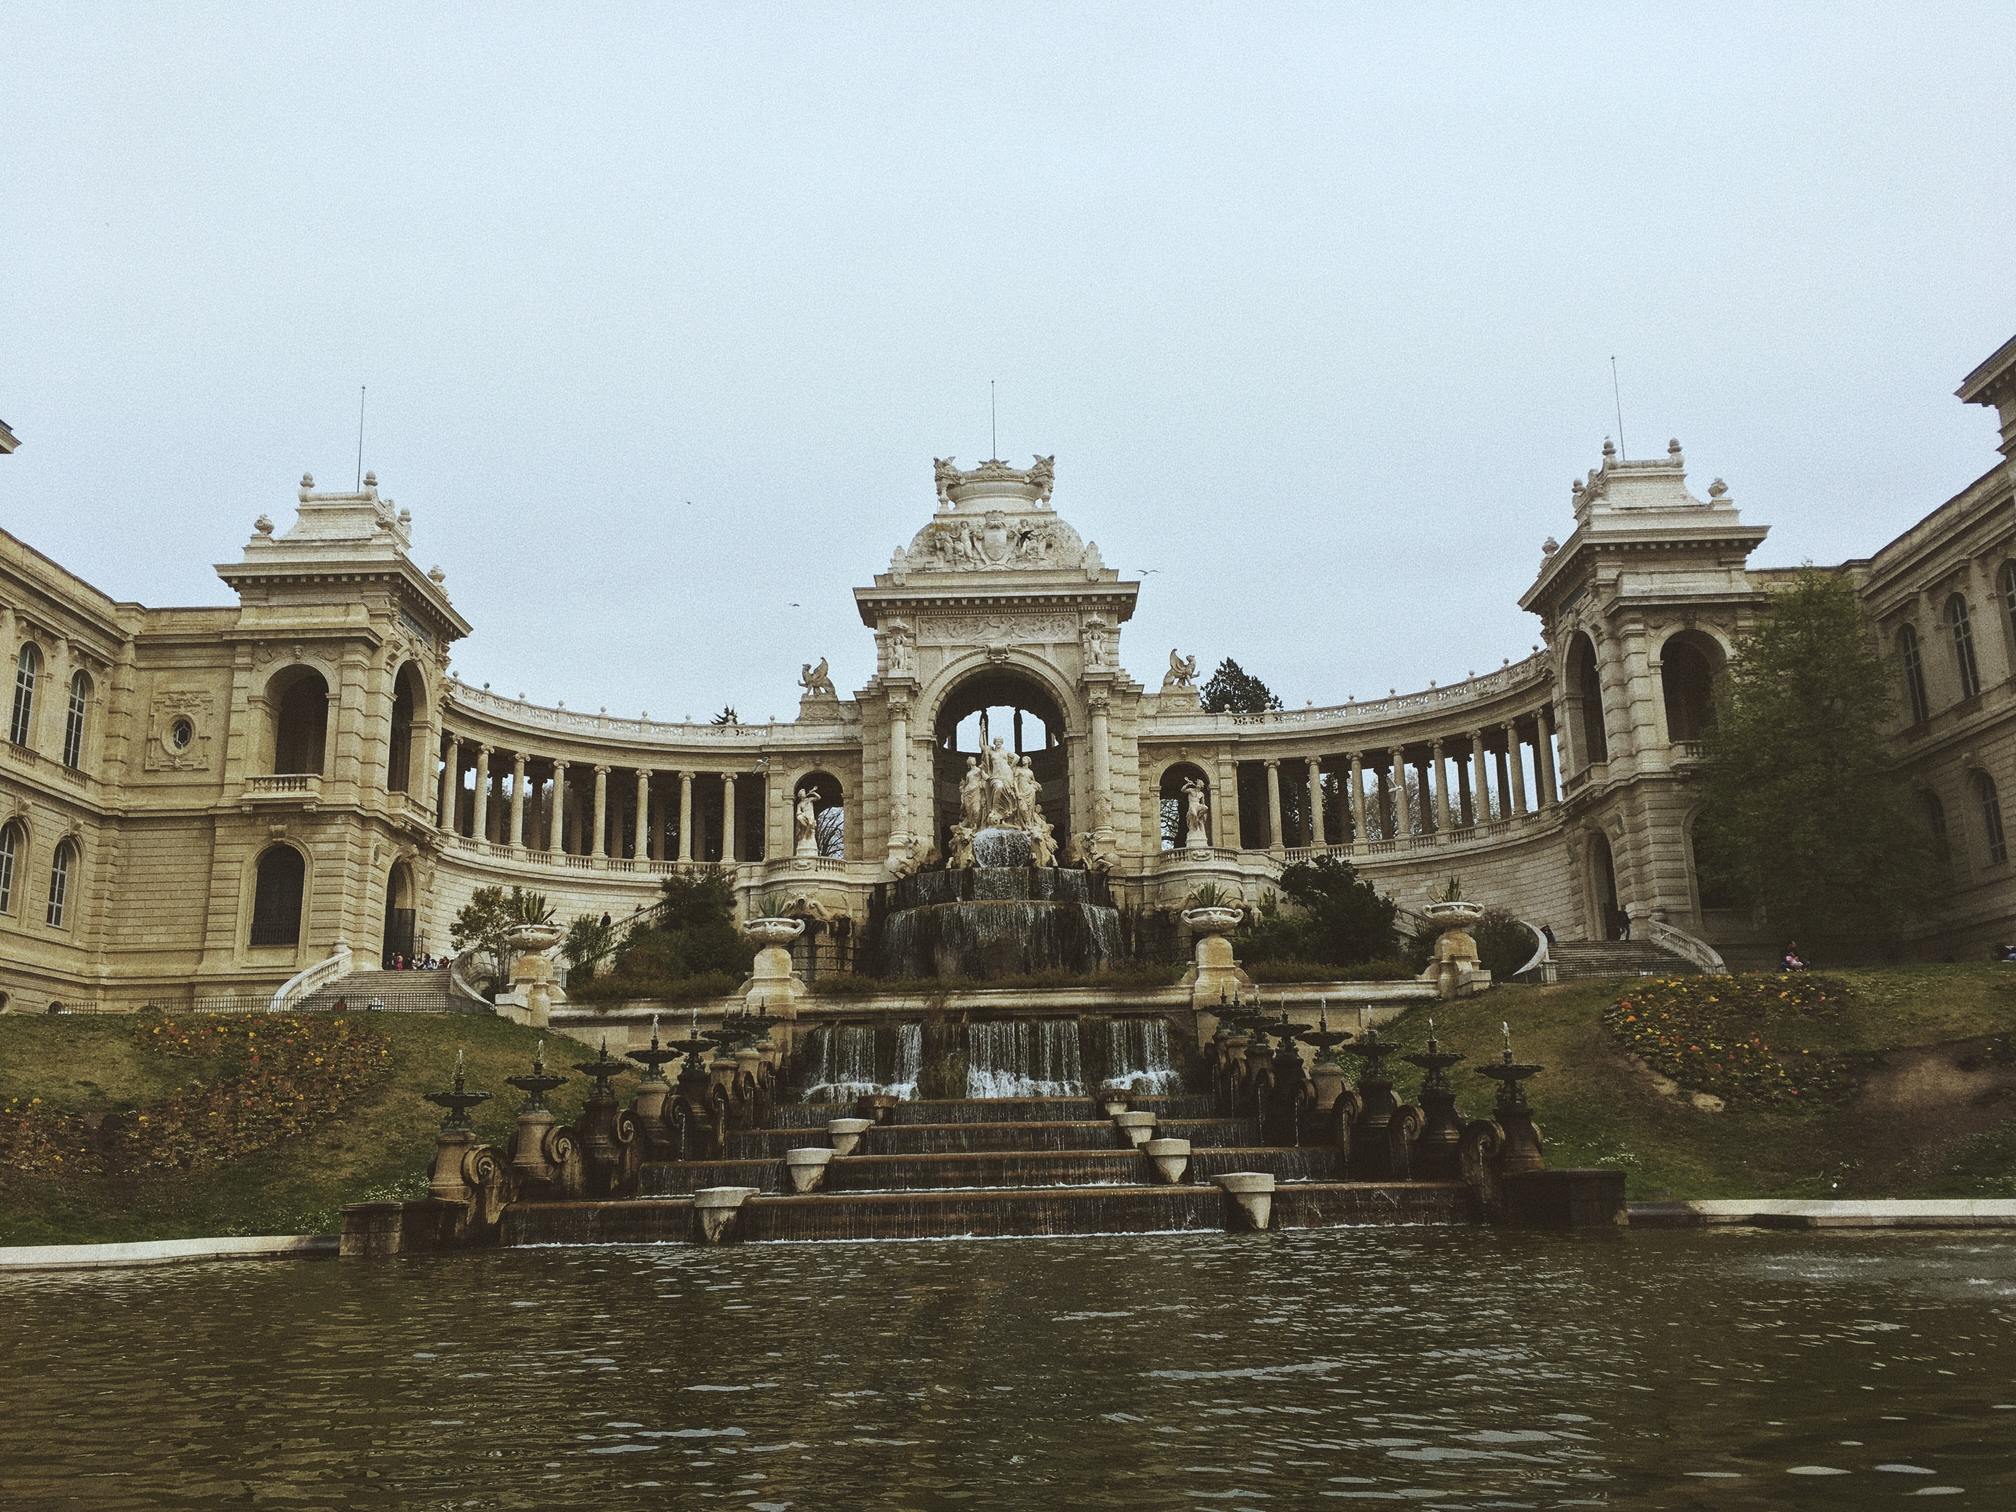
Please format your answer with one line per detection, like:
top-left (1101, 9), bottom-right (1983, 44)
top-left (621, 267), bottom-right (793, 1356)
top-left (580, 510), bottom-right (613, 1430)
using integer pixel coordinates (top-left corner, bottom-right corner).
top-left (4, 1229), bottom-right (2013, 1509)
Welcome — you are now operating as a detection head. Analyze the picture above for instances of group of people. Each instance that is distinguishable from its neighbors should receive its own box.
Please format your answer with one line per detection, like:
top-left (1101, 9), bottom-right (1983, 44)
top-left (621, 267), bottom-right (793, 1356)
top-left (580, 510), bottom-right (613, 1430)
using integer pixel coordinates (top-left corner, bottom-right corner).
top-left (386, 953), bottom-right (447, 971)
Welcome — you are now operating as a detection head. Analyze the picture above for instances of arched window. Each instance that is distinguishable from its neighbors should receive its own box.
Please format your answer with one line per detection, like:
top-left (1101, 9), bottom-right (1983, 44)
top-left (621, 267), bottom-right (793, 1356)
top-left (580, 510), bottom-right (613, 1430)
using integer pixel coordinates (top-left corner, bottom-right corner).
top-left (1660, 632), bottom-right (1722, 744)
top-left (269, 667), bottom-right (329, 775)
top-left (1158, 763), bottom-right (1212, 850)
top-left (9, 643), bottom-right (39, 747)
top-left (796, 770), bottom-right (847, 859)
top-left (1973, 770), bottom-right (2007, 867)
top-left (1898, 625), bottom-right (1929, 725)
top-left (249, 845), bottom-right (306, 947)
top-left (1948, 594), bottom-right (1981, 701)
top-left (1920, 790), bottom-right (1951, 868)
top-left (1999, 561), bottom-right (2016, 654)
top-left (62, 670), bottom-right (90, 770)
top-left (0, 820), bottom-right (21, 915)
top-left (386, 663), bottom-right (423, 793)
top-left (45, 839), bottom-right (75, 929)
top-left (1567, 634), bottom-right (1607, 767)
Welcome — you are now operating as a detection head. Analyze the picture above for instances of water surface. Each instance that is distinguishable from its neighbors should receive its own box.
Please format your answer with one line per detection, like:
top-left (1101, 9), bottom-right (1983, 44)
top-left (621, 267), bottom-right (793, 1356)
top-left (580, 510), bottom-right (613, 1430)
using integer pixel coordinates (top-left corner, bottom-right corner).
top-left (3, 1228), bottom-right (2012, 1509)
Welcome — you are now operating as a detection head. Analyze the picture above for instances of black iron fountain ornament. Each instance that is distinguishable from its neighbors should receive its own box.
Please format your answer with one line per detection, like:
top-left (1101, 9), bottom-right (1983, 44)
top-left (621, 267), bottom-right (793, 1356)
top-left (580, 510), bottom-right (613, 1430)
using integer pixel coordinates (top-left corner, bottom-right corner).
top-left (505, 1039), bottom-right (568, 1112)
top-left (626, 1015), bottom-right (682, 1085)
top-left (425, 1048), bottom-right (491, 1131)
top-left (1296, 1000), bottom-right (1353, 1066)
top-left (1401, 1016), bottom-right (1467, 1178)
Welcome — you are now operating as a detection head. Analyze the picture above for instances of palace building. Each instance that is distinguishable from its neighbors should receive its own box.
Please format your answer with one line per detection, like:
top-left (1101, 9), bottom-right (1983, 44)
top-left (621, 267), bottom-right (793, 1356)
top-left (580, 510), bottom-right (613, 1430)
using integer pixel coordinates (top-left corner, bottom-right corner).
top-left (4, 332), bottom-right (2015, 1012)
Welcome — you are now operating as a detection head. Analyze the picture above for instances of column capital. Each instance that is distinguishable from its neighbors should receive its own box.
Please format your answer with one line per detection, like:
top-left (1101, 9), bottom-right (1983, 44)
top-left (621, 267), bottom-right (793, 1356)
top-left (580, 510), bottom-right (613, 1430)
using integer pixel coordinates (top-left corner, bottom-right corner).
top-left (475, 742), bottom-right (492, 758)
top-left (1430, 736), bottom-right (1444, 754)
top-left (1263, 757), bottom-right (1279, 769)
top-left (552, 757), bottom-right (569, 770)
top-left (677, 768), bottom-right (692, 781)
top-left (593, 763), bottom-right (610, 777)
top-left (511, 751), bottom-right (527, 771)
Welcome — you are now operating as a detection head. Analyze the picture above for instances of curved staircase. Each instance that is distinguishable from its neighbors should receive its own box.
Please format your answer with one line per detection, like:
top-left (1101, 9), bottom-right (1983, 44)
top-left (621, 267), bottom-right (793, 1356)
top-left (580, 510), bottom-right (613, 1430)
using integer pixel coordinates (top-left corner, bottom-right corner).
top-left (296, 968), bottom-right (478, 1013)
top-left (1546, 939), bottom-right (1701, 981)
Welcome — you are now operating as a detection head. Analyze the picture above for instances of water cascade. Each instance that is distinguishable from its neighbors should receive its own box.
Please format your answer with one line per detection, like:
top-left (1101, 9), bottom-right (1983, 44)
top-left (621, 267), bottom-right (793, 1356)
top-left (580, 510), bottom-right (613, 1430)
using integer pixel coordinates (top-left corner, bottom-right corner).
top-left (1103, 1016), bottom-right (1182, 1095)
top-left (798, 1023), bottom-right (923, 1102)
top-left (966, 1019), bottom-right (1085, 1097)
top-left (871, 866), bottom-right (1123, 979)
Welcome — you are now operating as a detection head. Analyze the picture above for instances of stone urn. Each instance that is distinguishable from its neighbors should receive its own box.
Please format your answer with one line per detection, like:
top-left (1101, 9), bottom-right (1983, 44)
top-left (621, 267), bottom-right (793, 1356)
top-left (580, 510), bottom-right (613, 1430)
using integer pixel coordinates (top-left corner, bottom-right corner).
top-left (741, 916), bottom-right (806, 1018)
top-left (1420, 900), bottom-right (1487, 1001)
top-left (497, 921), bottom-right (568, 1028)
top-left (1182, 904), bottom-right (1245, 1007)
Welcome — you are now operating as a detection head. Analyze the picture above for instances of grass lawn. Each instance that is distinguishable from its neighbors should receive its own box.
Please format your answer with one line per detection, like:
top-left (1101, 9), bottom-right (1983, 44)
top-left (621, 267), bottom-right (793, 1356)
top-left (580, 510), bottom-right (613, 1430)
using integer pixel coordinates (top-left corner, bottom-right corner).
top-left (2, 963), bottom-right (2012, 1245)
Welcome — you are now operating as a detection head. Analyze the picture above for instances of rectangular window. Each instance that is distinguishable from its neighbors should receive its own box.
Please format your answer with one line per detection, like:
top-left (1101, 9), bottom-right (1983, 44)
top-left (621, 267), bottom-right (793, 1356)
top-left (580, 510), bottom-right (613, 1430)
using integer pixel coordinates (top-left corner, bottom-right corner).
top-left (45, 846), bottom-right (70, 929)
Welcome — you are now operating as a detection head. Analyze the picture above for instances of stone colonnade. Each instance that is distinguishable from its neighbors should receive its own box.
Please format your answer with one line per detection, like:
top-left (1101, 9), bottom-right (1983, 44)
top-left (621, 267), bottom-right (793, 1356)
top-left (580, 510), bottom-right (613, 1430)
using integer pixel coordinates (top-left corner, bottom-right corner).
top-left (432, 737), bottom-right (770, 865)
top-left (1221, 707), bottom-right (1558, 852)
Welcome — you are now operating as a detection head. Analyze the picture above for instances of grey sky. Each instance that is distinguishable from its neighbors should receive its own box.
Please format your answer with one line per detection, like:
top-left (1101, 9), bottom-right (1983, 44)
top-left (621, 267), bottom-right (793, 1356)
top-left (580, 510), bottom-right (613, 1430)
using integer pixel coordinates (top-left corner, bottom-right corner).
top-left (5, 4), bottom-right (2012, 721)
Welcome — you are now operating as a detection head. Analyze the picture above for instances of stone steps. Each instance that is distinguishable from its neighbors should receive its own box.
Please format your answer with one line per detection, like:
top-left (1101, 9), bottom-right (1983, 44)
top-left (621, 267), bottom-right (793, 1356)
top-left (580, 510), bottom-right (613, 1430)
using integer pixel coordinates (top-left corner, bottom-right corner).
top-left (1547, 941), bottom-right (1698, 981)
top-left (298, 969), bottom-right (470, 1013)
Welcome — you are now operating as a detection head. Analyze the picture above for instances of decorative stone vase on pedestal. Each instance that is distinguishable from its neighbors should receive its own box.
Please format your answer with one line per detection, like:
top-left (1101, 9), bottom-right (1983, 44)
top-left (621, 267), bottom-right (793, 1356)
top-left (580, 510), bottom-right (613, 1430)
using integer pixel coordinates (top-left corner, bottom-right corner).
top-left (1183, 905), bottom-right (1249, 1012)
top-left (741, 916), bottom-right (807, 1019)
top-left (1419, 900), bottom-right (1492, 1002)
top-left (494, 922), bottom-right (568, 1028)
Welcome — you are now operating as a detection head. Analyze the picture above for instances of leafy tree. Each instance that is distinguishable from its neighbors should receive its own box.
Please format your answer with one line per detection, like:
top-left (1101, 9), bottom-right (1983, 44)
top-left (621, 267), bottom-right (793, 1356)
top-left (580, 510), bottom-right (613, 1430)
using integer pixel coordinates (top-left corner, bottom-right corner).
top-left (1697, 569), bottom-right (1933, 948)
top-left (1237, 855), bottom-right (1397, 965)
top-left (562, 913), bottom-right (620, 981)
top-left (449, 886), bottom-right (552, 991)
top-left (610, 866), bottom-right (747, 985)
top-left (1199, 658), bottom-right (1284, 714)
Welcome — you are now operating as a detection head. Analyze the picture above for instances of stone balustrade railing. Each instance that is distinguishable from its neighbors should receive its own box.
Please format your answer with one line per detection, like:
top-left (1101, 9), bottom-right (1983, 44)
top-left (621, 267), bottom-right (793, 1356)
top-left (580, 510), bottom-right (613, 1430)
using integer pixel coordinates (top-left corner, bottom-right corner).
top-left (446, 679), bottom-right (858, 744)
top-left (1146, 652), bottom-right (1552, 734)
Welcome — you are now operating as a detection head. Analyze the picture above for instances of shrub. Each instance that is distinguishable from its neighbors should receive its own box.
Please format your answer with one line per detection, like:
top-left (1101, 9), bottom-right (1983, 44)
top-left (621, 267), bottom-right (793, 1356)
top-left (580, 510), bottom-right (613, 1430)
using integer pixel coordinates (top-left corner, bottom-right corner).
top-left (1243, 958), bottom-right (1414, 983)
top-left (1474, 910), bottom-right (1538, 981)
top-left (1236, 856), bottom-right (1397, 967)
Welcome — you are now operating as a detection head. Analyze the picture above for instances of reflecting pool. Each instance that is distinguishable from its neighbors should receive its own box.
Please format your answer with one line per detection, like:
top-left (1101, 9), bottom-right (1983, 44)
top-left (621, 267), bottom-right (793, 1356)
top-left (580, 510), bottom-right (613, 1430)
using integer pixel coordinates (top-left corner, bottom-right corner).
top-left (3, 1228), bottom-right (2013, 1509)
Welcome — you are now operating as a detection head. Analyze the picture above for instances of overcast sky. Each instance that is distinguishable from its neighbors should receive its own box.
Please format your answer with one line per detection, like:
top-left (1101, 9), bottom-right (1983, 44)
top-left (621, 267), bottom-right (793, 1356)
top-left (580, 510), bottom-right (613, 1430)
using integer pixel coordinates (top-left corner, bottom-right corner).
top-left (5, 4), bottom-right (2012, 721)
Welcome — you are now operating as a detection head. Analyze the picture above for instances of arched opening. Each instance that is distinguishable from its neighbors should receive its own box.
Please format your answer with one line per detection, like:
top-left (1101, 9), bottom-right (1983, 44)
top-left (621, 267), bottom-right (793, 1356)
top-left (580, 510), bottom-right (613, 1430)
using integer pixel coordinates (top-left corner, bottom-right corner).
top-left (1972, 769), bottom-right (2007, 867)
top-left (1898, 624), bottom-right (1930, 725)
top-left (0, 819), bottom-right (22, 915)
top-left (9, 642), bottom-right (40, 748)
top-left (1158, 762), bottom-right (1211, 850)
top-left (386, 663), bottom-right (424, 793)
top-left (381, 860), bottom-right (416, 967)
top-left (1661, 631), bottom-right (1722, 744)
top-left (249, 844), bottom-right (306, 948)
top-left (1948, 593), bottom-right (1981, 701)
top-left (1589, 831), bottom-right (1622, 939)
top-left (45, 838), bottom-right (76, 930)
top-left (931, 670), bottom-right (1071, 857)
top-left (61, 670), bottom-right (91, 770)
top-left (269, 667), bottom-right (330, 775)
top-left (1566, 633), bottom-right (1607, 767)
top-left (796, 770), bottom-right (847, 859)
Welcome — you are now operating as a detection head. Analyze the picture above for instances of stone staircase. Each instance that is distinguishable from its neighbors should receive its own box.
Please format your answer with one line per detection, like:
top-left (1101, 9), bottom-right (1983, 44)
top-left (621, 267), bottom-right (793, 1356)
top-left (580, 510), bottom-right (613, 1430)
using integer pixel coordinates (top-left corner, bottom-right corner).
top-left (1547, 940), bottom-right (1700, 981)
top-left (501, 1089), bottom-right (1476, 1246)
top-left (297, 968), bottom-right (477, 1013)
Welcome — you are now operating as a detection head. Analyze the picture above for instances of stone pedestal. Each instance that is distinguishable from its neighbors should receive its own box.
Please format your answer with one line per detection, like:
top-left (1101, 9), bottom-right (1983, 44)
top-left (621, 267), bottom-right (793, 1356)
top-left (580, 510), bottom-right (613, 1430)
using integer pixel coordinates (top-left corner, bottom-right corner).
top-left (1113, 1110), bottom-right (1157, 1148)
top-left (494, 922), bottom-right (568, 1028)
top-left (1183, 906), bottom-right (1248, 1010)
top-left (1212, 1171), bottom-right (1275, 1232)
top-left (693, 1186), bottom-right (759, 1245)
top-left (742, 916), bottom-right (807, 1018)
top-left (1309, 1061), bottom-right (1348, 1114)
top-left (784, 1147), bottom-right (836, 1193)
top-left (1143, 1137), bottom-right (1191, 1184)
top-left (826, 1117), bottom-right (873, 1156)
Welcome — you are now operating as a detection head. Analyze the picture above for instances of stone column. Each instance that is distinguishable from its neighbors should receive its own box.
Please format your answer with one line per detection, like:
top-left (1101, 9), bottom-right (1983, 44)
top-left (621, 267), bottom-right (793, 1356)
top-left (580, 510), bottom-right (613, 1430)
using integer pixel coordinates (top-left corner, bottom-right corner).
top-left (591, 764), bottom-right (608, 859)
top-left (634, 769), bottom-right (650, 860)
top-left (437, 737), bottom-right (458, 831)
top-left (550, 761), bottom-right (569, 853)
top-left (1088, 694), bottom-right (1113, 834)
top-left (1264, 759), bottom-right (1284, 854)
top-left (1349, 753), bottom-right (1366, 842)
top-left (509, 753), bottom-right (527, 850)
top-left (1431, 739), bottom-right (1450, 832)
top-left (886, 698), bottom-right (911, 865)
top-left (1536, 706), bottom-right (1558, 808)
top-left (1470, 730), bottom-right (1489, 824)
top-left (1390, 747), bottom-right (1412, 835)
top-left (1505, 722), bottom-right (1528, 815)
top-left (1306, 756), bottom-right (1325, 847)
top-left (722, 773), bottom-right (739, 862)
top-left (471, 745), bottom-right (492, 844)
top-left (678, 770), bottom-right (694, 862)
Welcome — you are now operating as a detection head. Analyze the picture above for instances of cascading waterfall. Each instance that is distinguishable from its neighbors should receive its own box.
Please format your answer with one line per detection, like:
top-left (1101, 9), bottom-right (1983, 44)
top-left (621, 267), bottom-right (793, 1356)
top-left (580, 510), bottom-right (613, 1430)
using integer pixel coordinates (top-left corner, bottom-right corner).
top-left (965, 1019), bottom-right (1085, 1098)
top-left (800, 1023), bottom-right (923, 1102)
top-left (1103, 1016), bottom-right (1182, 1095)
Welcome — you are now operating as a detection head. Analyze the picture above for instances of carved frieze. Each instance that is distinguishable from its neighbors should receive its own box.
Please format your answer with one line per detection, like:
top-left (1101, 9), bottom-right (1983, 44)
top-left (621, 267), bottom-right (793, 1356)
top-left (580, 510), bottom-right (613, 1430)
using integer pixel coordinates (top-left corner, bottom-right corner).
top-left (917, 613), bottom-right (1078, 645)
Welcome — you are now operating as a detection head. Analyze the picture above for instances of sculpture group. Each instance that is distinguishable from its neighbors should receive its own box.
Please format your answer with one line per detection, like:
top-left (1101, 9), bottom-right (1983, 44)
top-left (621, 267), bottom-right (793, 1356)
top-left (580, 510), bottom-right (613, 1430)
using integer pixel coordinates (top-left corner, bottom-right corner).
top-left (948, 737), bottom-right (1058, 868)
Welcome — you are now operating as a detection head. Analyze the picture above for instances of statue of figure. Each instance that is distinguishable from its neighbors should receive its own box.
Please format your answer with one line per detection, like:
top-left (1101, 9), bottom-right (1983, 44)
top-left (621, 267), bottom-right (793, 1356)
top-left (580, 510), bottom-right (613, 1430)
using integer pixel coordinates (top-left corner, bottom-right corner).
top-left (934, 456), bottom-right (960, 505)
top-left (793, 786), bottom-right (818, 855)
top-left (1163, 649), bottom-right (1199, 691)
top-left (984, 738), bottom-right (1018, 825)
top-left (946, 822), bottom-right (977, 870)
top-left (799, 657), bottom-right (836, 698)
top-left (1080, 615), bottom-right (1111, 670)
top-left (1028, 454), bottom-right (1055, 503)
top-left (1012, 754), bottom-right (1041, 828)
top-left (959, 756), bottom-right (987, 830)
top-left (1181, 775), bottom-right (1210, 847)
top-left (1027, 814), bottom-right (1058, 867)
top-left (882, 619), bottom-right (914, 677)
top-left (1074, 830), bottom-right (1114, 874)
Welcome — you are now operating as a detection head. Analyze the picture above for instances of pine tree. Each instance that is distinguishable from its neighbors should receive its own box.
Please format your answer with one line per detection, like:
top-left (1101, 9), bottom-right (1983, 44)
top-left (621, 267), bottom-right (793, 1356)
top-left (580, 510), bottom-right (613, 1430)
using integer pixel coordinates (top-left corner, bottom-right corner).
top-left (1199, 658), bottom-right (1283, 714)
top-left (1697, 570), bottom-right (1932, 949)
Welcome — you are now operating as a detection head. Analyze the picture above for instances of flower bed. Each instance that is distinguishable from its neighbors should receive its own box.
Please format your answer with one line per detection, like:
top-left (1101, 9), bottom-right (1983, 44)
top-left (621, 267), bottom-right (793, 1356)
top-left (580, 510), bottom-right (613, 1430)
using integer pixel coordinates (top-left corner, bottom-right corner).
top-left (1600, 974), bottom-right (1858, 1107)
top-left (0, 1013), bottom-right (392, 1177)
